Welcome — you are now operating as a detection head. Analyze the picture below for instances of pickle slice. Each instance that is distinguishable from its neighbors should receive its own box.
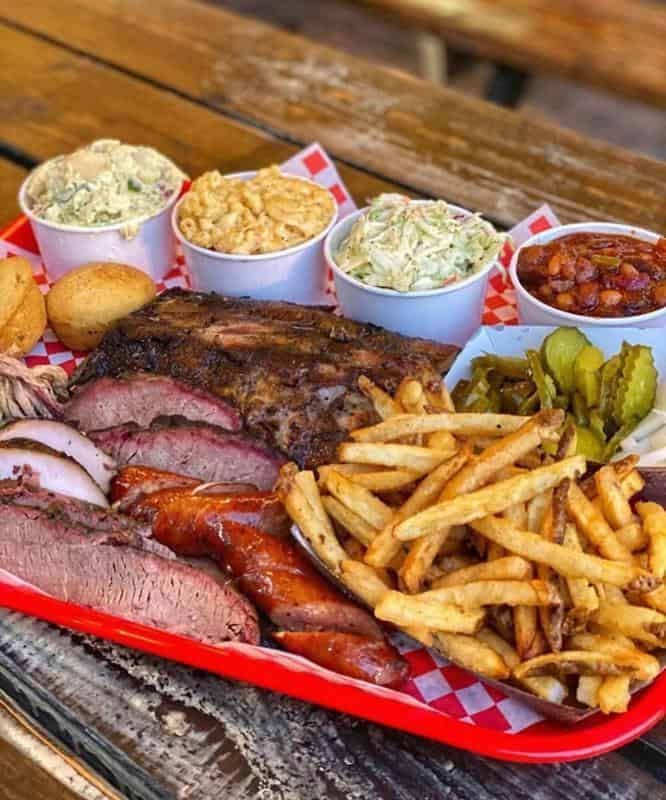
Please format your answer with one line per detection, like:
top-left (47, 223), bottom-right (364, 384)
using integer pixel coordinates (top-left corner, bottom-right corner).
top-left (541, 328), bottom-right (590, 394)
top-left (598, 354), bottom-right (621, 425)
top-left (576, 426), bottom-right (605, 462)
top-left (612, 344), bottom-right (657, 428)
top-left (526, 349), bottom-right (555, 408)
top-left (574, 345), bottom-right (604, 407)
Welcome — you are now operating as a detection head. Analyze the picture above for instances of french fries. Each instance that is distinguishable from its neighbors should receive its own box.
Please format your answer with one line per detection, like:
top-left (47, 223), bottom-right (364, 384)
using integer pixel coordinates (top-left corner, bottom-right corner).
top-left (340, 560), bottom-right (390, 608)
top-left (350, 412), bottom-right (532, 443)
top-left (432, 556), bottom-right (532, 588)
top-left (567, 482), bottom-right (632, 563)
top-left (375, 591), bottom-right (484, 634)
top-left (576, 675), bottom-right (602, 707)
top-left (513, 651), bottom-right (637, 679)
top-left (366, 447), bottom-right (470, 573)
top-left (358, 375), bottom-right (401, 420)
top-left (636, 502), bottom-right (666, 579)
top-left (597, 675), bottom-right (631, 714)
top-left (395, 457), bottom-right (585, 541)
top-left (416, 580), bottom-right (560, 608)
top-left (347, 469), bottom-right (425, 492)
top-left (278, 464), bottom-right (348, 574)
top-left (324, 469), bottom-right (393, 530)
top-left (433, 632), bottom-right (510, 680)
top-left (595, 465), bottom-right (634, 529)
top-left (593, 601), bottom-right (666, 646)
top-left (321, 495), bottom-right (377, 547)
top-left (562, 525), bottom-right (599, 629)
top-left (471, 516), bottom-right (655, 589)
top-left (338, 442), bottom-right (456, 472)
top-left (279, 374), bottom-right (664, 714)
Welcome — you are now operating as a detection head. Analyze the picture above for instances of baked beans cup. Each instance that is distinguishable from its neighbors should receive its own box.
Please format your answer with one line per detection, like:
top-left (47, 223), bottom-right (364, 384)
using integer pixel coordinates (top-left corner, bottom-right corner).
top-left (325, 203), bottom-right (498, 346)
top-left (173, 171), bottom-right (337, 304)
top-left (509, 222), bottom-right (666, 328)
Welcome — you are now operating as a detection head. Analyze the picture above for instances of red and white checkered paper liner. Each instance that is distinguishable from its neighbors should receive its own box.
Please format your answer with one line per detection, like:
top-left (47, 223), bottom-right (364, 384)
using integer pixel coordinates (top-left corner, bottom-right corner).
top-left (1, 144), bottom-right (564, 735)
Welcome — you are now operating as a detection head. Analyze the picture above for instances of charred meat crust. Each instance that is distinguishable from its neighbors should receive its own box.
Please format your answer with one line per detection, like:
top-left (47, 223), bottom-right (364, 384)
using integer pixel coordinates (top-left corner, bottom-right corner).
top-left (71, 289), bottom-right (458, 467)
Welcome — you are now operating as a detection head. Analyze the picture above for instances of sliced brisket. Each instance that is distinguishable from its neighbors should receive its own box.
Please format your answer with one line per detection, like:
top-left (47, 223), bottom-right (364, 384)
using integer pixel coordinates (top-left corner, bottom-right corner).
top-left (88, 417), bottom-right (283, 489)
top-left (65, 373), bottom-right (241, 433)
top-left (0, 502), bottom-right (259, 644)
top-left (72, 290), bottom-right (458, 467)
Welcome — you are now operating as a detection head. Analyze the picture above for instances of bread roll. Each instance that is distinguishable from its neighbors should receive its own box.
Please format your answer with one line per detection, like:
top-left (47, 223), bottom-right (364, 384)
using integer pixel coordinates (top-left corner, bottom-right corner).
top-left (0, 279), bottom-right (47, 358)
top-left (0, 256), bottom-right (34, 331)
top-left (46, 262), bottom-right (156, 351)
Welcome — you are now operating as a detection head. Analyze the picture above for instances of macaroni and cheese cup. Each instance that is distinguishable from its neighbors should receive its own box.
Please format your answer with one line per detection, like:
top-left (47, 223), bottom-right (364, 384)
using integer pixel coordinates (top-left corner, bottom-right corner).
top-left (325, 203), bottom-right (498, 345)
top-left (173, 171), bottom-right (338, 304)
top-left (19, 178), bottom-right (179, 282)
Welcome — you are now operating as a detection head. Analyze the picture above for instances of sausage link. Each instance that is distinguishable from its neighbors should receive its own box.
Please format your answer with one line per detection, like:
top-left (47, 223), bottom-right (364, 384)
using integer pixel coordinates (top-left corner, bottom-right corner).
top-left (274, 631), bottom-right (408, 689)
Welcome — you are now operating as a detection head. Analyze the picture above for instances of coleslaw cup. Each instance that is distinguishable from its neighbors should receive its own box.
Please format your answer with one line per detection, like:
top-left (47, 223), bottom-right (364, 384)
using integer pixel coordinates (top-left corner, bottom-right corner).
top-left (324, 203), bottom-right (499, 345)
top-left (172, 171), bottom-right (338, 304)
top-left (18, 177), bottom-right (179, 282)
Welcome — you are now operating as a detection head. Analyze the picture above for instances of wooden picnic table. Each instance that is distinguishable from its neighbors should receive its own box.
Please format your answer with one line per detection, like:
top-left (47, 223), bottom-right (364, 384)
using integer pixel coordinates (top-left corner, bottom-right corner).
top-left (350, 0), bottom-right (666, 108)
top-left (0, 1), bottom-right (664, 797)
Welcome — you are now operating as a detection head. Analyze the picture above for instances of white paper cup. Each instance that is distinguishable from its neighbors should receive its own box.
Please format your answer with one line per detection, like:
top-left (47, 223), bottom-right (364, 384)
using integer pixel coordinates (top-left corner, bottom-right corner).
top-left (173, 172), bottom-right (338, 304)
top-left (509, 222), bottom-right (666, 328)
top-left (18, 177), bottom-right (179, 282)
top-left (325, 203), bottom-right (498, 345)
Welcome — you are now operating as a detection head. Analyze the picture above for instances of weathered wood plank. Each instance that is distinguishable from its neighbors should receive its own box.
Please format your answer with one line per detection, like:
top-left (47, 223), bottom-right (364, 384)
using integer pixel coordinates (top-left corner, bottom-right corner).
top-left (3, 0), bottom-right (665, 229)
top-left (0, 160), bottom-right (28, 227)
top-left (0, 699), bottom-right (106, 800)
top-left (353, 0), bottom-right (666, 108)
top-left (0, 24), bottom-right (399, 213)
top-left (0, 611), bottom-right (662, 800)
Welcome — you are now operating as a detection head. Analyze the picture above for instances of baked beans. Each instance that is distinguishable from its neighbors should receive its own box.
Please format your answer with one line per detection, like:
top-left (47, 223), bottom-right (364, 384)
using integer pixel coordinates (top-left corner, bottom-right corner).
top-left (516, 233), bottom-right (666, 317)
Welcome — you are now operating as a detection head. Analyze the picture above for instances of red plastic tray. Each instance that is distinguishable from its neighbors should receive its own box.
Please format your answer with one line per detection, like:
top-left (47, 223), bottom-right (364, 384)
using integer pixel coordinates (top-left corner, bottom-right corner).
top-left (1, 214), bottom-right (664, 763)
top-left (0, 584), bottom-right (662, 764)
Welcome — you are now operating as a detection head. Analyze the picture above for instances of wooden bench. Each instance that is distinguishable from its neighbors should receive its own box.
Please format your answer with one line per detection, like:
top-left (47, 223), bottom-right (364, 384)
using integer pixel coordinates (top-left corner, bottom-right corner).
top-left (350, 0), bottom-right (666, 108)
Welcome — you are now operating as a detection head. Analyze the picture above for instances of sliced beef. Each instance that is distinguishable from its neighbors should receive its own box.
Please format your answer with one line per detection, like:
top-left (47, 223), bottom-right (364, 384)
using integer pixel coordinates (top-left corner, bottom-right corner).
top-left (89, 417), bottom-right (284, 490)
top-left (0, 503), bottom-right (259, 645)
top-left (72, 289), bottom-right (458, 467)
top-left (65, 373), bottom-right (241, 433)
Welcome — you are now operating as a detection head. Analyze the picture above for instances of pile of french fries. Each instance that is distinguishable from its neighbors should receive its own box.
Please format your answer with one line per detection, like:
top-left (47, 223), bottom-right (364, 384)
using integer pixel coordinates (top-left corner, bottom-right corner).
top-left (278, 376), bottom-right (665, 714)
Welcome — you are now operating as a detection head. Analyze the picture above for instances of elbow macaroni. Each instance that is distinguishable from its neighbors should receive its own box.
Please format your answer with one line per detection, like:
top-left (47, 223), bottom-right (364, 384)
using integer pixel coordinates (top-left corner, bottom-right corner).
top-left (178, 166), bottom-right (336, 255)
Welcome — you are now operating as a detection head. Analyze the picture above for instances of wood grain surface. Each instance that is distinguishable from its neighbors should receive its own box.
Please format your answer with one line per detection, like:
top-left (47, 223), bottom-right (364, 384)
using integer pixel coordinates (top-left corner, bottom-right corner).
top-left (0, 23), bottom-right (400, 228)
top-left (353, 0), bottom-right (666, 108)
top-left (0, 695), bottom-right (119, 800)
top-left (0, 160), bottom-right (27, 227)
top-left (0, 612), bottom-right (662, 800)
top-left (3, 0), bottom-right (666, 230)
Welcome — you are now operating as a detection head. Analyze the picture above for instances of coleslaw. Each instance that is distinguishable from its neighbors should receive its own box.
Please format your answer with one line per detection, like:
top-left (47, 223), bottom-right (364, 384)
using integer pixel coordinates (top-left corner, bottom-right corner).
top-left (334, 194), bottom-right (506, 292)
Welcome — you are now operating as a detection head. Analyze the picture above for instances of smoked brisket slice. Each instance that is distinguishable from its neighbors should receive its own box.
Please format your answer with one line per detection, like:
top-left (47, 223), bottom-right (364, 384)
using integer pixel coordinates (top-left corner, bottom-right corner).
top-left (65, 373), bottom-right (241, 433)
top-left (0, 501), bottom-right (259, 645)
top-left (88, 417), bottom-right (284, 489)
top-left (72, 290), bottom-right (458, 467)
